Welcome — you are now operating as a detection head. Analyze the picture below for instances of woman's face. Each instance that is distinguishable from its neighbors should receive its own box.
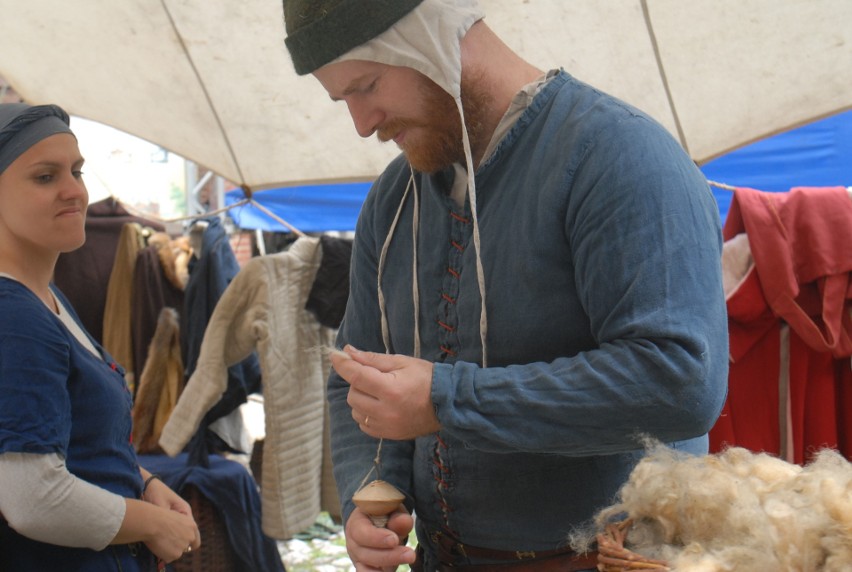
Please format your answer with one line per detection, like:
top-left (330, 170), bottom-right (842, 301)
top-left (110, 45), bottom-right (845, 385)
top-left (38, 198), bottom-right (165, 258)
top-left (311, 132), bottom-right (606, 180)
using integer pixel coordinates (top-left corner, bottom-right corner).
top-left (0, 133), bottom-right (88, 259)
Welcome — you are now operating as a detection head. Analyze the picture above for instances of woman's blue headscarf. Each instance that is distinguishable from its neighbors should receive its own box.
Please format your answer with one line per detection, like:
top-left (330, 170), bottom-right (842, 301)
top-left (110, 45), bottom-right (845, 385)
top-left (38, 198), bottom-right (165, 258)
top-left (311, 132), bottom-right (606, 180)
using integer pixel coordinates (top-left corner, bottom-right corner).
top-left (0, 103), bottom-right (74, 174)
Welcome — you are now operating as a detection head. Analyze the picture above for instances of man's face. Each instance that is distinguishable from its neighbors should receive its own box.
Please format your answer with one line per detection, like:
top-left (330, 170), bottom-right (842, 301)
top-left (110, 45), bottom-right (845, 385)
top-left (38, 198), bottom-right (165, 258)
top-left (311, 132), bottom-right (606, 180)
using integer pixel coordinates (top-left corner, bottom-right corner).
top-left (314, 59), bottom-right (490, 173)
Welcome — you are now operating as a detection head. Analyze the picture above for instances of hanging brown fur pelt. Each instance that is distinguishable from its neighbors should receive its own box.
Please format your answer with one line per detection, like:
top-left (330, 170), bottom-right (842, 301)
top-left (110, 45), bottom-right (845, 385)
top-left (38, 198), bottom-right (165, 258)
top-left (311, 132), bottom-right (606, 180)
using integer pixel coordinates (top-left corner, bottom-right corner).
top-left (132, 307), bottom-right (184, 454)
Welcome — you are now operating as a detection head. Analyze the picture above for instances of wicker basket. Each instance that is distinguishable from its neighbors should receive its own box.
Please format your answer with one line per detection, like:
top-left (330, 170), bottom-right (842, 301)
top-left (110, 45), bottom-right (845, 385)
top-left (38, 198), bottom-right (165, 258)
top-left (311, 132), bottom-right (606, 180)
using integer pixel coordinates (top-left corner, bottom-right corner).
top-left (171, 484), bottom-right (238, 572)
top-left (596, 519), bottom-right (671, 571)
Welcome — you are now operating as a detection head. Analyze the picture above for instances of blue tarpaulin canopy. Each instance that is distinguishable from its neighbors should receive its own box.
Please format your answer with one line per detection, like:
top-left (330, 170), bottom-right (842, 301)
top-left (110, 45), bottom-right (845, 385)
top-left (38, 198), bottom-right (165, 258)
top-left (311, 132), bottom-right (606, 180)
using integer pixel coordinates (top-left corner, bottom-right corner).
top-left (224, 181), bottom-right (372, 233)
top-left (224, 110), bottom-right (852, 233)
top-left (702, 109), bottom-right (852, 223)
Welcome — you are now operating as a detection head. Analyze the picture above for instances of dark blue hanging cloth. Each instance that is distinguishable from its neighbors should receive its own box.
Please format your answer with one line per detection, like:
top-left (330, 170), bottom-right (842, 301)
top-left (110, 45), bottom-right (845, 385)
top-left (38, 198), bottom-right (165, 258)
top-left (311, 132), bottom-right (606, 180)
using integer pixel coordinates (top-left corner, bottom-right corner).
top-left (140, 453), bottom-right (285, 572)
top-left (181, 217), bottom-right (262, 466)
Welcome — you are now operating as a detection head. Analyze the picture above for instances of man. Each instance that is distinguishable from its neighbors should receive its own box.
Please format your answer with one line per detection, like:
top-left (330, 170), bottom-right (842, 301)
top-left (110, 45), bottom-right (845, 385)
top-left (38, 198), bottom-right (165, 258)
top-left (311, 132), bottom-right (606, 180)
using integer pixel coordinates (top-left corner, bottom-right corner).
top-left (282, 1), bottom-right (728, 570)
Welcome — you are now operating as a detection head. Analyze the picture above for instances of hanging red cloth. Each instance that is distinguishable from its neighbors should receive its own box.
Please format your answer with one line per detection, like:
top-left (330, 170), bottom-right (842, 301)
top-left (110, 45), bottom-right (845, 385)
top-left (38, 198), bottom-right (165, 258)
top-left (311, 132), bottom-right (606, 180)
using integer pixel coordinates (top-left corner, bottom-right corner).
top-left (710, 186), bottom-right (852, 463)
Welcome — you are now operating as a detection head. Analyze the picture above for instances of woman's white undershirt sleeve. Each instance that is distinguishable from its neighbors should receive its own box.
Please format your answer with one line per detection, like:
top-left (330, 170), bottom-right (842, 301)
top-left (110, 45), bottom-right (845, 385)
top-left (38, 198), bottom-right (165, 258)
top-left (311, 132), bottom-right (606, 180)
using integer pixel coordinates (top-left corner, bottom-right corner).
top-left (0, 452), bottom-right (126, 550)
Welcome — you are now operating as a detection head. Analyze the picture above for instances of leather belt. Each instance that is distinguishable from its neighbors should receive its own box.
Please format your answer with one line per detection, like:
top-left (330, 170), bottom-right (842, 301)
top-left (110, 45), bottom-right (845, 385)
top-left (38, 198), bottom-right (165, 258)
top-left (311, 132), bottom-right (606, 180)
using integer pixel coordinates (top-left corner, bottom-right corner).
top-left (413, 531), bottom-right (599, 571)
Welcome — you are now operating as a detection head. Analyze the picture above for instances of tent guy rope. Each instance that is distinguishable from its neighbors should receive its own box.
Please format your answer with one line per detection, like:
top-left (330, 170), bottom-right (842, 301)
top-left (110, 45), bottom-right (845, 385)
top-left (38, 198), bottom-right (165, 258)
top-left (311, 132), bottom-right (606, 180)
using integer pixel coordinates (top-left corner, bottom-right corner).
top-left (115, 188), bottom-right (306, 237)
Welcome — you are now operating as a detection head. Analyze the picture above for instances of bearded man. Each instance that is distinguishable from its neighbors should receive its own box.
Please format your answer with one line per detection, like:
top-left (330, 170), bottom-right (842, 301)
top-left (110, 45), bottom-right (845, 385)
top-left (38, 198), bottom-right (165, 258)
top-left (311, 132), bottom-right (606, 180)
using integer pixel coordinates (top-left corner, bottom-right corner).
top-left (282, 1), bottom-right (729, 571)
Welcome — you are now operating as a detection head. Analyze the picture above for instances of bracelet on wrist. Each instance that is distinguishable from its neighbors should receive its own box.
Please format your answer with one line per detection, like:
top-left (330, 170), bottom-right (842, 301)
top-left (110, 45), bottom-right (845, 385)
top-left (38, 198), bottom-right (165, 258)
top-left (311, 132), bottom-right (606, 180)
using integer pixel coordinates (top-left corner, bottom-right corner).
top-left (142, 473), bottom-right (162, 498)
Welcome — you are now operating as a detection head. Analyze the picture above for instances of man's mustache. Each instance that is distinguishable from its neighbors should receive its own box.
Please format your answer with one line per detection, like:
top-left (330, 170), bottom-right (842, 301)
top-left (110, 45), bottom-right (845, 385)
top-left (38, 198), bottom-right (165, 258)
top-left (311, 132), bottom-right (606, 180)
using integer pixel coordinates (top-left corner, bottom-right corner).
top-left (377, 119), bottom-right (425, 143)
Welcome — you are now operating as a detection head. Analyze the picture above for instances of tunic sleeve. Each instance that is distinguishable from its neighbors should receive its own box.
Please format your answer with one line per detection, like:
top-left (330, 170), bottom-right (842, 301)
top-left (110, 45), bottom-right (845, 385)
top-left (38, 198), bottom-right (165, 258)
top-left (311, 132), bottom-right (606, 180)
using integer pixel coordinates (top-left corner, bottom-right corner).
top-left (0, 452), bottom-right (125, 549)
top-left (0, 327), bottom-right (74, 456)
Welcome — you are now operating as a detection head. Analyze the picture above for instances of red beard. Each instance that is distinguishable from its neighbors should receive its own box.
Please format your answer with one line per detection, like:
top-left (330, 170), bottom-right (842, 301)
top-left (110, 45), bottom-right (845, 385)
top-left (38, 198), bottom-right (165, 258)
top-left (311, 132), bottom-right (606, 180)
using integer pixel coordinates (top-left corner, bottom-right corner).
top-left (377, 71), bottom-right (491, 173)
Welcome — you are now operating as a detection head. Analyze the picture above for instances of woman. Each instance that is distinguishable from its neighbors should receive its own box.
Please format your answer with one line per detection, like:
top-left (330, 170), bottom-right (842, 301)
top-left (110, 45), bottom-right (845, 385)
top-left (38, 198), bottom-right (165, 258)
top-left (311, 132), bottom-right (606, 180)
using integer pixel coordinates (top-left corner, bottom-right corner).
top-left (0, 102), bottom-right (201, 571)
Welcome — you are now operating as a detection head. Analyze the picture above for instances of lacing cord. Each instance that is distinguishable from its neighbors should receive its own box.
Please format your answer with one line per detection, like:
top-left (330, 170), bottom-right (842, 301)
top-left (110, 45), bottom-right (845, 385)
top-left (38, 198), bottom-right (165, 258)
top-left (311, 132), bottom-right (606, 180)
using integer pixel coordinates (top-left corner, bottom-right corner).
top-left (371, 171), bottom-right (417, 485)
top-left (456, 97), bottom-right (488, 367)
top-left (365, 100), bottom-right (488, 491)
top-left (378, 174), bottom-right (415, 355)
top-left (411, 169), bottom-right (422, 359)
top-left (377, 100), bottom-right (488, 368)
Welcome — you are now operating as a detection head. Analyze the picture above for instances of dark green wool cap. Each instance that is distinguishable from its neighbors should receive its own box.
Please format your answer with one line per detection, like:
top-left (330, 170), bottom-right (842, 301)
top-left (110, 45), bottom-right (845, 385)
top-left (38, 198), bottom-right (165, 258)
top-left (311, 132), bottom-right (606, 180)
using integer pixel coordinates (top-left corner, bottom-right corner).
top-left (284, 0), bottom-right (425, 75)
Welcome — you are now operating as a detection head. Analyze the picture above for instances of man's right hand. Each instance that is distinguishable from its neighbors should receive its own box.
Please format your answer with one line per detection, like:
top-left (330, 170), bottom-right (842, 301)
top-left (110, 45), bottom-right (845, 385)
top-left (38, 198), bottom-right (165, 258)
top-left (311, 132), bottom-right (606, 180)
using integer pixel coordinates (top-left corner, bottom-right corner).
top-left (345, 505), bottom-right (416, 571)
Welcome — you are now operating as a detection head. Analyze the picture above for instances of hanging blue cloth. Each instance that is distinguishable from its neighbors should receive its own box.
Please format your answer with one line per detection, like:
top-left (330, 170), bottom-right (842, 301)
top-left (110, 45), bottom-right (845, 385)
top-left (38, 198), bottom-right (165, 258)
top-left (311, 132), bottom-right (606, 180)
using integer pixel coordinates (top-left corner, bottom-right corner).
top-left (181, 216), bottom-right (262, 466)
top-left (139, 453), bottom-right (285, 572)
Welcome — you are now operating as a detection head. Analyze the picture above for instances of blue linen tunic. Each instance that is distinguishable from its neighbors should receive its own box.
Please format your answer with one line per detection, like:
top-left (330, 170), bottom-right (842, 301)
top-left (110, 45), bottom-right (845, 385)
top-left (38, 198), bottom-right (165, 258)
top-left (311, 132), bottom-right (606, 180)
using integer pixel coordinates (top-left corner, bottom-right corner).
top-left (0, 278), bottom-right (151, 571)
top-left (328, 70), bottom-right (729, 566)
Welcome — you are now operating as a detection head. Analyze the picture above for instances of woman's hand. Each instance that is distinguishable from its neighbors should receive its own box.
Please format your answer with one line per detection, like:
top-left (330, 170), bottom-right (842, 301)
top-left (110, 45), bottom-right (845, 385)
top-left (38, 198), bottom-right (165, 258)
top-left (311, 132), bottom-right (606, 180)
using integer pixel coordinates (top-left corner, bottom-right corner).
top-left (133, 470), bottom-right (200, 562)
top-left (142, 476), bottom-right (193, 518)
top-left (142, 504), bottom-right (201, 563)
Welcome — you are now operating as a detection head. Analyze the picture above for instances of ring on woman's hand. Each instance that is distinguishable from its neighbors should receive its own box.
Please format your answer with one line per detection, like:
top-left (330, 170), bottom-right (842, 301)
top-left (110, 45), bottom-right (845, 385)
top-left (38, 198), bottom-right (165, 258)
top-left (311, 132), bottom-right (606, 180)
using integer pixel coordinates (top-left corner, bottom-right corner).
top-left (184, 545), bottom-right (192, 554)
top-left (364, 416), bottom-right (370, 427)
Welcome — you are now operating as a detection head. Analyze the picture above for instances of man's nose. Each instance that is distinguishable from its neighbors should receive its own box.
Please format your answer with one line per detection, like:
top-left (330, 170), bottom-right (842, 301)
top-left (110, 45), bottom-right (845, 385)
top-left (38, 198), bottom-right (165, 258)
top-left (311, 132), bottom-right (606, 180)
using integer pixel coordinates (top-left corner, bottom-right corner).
top-left (347, 100), bottom-right (383, 139)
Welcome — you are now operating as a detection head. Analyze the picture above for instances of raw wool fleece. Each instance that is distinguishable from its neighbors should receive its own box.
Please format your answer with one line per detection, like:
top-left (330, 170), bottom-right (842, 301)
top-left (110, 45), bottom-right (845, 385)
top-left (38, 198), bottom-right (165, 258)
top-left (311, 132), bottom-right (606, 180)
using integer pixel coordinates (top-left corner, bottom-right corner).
top-left (573, 443), bottom-right (852, 571)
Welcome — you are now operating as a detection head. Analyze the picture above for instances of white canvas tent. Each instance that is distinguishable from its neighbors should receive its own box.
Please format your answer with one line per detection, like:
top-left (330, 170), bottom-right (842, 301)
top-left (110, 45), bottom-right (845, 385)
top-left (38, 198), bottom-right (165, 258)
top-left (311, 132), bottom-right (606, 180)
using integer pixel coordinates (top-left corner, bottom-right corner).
top-left (1, 0), bottom-right (851, 191)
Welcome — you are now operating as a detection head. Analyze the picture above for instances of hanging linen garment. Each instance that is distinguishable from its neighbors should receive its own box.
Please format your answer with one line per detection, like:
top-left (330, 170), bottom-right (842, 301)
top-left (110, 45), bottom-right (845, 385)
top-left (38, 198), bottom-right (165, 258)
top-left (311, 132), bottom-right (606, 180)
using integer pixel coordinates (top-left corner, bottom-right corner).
top-left (101, 222), bottom-right (148, 393)
top-left (159, 236), bottom-right (340, 539)
top-left (710, 186), bottom-right (852, 463)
